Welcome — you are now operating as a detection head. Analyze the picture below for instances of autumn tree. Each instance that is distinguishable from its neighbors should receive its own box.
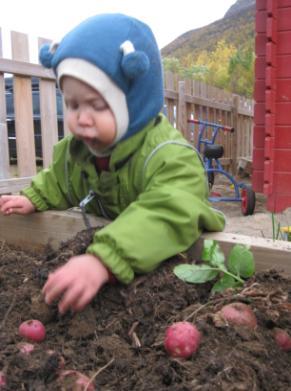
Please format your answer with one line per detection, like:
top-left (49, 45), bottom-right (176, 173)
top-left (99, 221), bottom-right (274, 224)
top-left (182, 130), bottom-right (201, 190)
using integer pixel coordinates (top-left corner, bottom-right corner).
top-left (162, 39), bottom-right (255, 98)
top-left (194, 40), bottom-right (237, 88)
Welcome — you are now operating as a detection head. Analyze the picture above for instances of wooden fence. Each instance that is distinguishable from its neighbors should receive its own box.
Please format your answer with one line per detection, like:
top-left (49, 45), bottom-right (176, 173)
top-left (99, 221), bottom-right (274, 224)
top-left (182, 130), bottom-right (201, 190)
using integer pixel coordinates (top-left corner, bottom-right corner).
top-left (164, 72), bottom-right (254, 174)
top-left (0, 29), bottom-right (254, 195)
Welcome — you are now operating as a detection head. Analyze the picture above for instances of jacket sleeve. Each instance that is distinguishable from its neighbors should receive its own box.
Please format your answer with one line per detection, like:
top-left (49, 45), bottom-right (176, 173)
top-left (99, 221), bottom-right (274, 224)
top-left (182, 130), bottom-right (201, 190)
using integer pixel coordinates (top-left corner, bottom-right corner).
top-left (86, 143), bottom-right (225, 284)
top-left (21, 138), bottom-right (73, 211)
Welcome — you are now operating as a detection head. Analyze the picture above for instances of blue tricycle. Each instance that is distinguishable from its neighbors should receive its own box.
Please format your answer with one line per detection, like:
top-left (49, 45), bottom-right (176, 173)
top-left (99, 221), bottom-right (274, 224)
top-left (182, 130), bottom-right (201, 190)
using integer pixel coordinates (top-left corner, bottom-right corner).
top-left (188, 118), bottom-right (256, 216)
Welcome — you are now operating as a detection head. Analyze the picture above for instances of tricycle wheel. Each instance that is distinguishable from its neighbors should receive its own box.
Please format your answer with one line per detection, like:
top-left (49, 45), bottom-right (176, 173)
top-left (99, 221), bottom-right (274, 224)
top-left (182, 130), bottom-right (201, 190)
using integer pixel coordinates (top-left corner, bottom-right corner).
top-left (241, 185), bottom-right (256, 216)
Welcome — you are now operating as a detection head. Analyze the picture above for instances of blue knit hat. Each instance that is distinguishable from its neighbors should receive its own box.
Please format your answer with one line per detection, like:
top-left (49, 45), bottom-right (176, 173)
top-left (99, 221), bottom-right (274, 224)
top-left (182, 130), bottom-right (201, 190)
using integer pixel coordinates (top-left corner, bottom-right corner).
top-left (39, 13), bottom-right (164, 143)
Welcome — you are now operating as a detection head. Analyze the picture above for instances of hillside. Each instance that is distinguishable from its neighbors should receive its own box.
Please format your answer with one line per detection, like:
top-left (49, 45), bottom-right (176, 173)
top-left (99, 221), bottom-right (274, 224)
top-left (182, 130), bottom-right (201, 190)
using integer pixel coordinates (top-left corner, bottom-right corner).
top-left (161, 0), bottom-right (255, 59)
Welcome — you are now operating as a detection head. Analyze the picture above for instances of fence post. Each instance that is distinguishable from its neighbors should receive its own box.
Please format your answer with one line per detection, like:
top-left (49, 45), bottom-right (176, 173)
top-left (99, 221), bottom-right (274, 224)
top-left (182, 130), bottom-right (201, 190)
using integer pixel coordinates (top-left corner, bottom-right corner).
top-left (38, 37), bottom-right (59, 169)
top-left (231, 95), bottom-right (239, 175)
top-left (11, 31), bottom-right (37, 177)
top-left (177, 81), bottom-right (187, 138)
top-left (0, 29), bottom-right (10, 179)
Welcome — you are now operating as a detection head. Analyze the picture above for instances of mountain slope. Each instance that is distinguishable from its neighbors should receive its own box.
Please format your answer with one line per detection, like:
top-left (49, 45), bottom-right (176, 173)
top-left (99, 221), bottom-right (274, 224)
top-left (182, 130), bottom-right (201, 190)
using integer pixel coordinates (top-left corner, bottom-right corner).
top-left (161, 0), bottom-right (255, 59)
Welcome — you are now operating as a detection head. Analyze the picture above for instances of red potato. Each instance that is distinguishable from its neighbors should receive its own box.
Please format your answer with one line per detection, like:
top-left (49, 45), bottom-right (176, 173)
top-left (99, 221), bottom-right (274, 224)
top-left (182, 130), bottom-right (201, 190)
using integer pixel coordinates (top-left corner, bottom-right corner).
top-left (18, 319), bottom-right (46, 342)
top-left (0, 371), bottom-right (6, 388)
top-left (216, 302), bottom-right (257, 329)
top-left (58, 370), bottom-right (95, 391)
top-left (164, 321), bottom-right (201, 359)
top-left (274, 328), bottom-right (291, 351)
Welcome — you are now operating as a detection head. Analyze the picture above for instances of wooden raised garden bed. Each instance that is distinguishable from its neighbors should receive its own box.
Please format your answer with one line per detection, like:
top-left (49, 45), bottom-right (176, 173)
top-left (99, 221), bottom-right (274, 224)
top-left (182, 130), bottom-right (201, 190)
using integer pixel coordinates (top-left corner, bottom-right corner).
top-left (1, 210), bottom-right (291, 274)
top-left (1, 211), bottom-right (291, 390)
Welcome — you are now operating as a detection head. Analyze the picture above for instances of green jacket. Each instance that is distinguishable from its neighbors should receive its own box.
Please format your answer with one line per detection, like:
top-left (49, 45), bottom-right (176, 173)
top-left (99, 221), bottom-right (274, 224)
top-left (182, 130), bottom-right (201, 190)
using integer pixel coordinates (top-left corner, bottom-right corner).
top-left (22, 114), bottom-right (225, 283)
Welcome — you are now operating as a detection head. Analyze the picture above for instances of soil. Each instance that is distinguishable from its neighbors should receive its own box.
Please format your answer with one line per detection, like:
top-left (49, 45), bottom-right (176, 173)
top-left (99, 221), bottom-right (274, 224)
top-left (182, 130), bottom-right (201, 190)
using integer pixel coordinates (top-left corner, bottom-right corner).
top-left (1, 228), bottom-right (291, 390)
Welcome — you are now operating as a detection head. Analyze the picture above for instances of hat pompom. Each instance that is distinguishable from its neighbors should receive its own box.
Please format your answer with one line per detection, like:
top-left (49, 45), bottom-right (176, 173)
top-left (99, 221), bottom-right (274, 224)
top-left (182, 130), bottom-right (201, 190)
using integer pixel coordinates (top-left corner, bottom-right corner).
top-left (39, 44), bottom-right (54, 68)
top-left (121, 51), bottom-right (149, 79)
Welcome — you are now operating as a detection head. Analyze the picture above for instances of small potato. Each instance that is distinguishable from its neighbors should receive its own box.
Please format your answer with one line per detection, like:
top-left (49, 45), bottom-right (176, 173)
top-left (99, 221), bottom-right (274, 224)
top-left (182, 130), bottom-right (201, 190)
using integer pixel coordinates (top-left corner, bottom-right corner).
top-left (164, 321), bottom-right (201, 359)
top-left (58, 369), bottom-right (95, 391)
top-left (216, 302), bottom-right (257, 329)
top-left (274, 328), bottom-right (291, 351)
top-left (18, 319), bottom-right (46, 342)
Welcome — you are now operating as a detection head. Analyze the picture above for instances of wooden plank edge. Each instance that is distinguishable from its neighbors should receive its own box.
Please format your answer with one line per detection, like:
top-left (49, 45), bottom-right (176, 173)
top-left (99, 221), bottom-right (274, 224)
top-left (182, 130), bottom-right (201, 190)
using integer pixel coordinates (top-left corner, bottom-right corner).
top-left (0, 209), bottom-right (109, 250)
top-left (0, 58), bottom-right (55, 80)
top-left (1, 210), bottom-right (291, 276)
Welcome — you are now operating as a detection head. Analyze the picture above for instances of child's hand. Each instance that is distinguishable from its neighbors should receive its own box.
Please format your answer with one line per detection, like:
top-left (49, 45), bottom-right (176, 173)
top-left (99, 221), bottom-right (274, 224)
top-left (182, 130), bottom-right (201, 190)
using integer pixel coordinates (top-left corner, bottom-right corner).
top-left (42, 254), bottom-right (110, 314)
top-left (0, 195), bottom-right (36, 215)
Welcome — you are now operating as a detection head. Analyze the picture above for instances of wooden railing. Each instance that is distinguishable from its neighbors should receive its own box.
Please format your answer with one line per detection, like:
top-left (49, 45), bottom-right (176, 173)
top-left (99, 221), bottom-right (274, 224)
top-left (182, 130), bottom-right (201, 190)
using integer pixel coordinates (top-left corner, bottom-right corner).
top-left (0, 29), bottom-right (254, 194)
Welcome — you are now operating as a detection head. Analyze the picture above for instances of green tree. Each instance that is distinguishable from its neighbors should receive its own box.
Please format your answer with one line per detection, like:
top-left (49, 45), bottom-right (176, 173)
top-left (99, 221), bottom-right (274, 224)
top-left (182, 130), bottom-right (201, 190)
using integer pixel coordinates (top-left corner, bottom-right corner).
top-left (163, 57), bottom-right (182, 73)
top-left (228, 46), bottom-right (255, 97)
top-left (163, 56), bottom-right (208, 80)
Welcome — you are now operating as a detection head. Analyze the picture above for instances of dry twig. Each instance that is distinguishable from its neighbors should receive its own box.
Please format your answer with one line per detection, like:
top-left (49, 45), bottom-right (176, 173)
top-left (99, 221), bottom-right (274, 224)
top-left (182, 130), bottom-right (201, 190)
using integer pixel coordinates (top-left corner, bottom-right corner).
top-left (183, 297), bottom-right (226, 322)
top-left (0, 294), bottom-right (16, 329)
top-left (128, 321), bottom-right (139, 337)
top-left (131, 332), bottom-right (142, 348)
top-left (128, 321), bottom-right (142, 348)
top-left (84, 358), bottom-right (115, 391)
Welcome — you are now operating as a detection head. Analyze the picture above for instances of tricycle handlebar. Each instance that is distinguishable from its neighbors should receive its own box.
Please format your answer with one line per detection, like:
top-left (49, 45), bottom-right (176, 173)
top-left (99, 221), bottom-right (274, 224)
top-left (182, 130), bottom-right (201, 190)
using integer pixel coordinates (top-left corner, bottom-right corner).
top-left (187, 118), bottom-right (235, 133)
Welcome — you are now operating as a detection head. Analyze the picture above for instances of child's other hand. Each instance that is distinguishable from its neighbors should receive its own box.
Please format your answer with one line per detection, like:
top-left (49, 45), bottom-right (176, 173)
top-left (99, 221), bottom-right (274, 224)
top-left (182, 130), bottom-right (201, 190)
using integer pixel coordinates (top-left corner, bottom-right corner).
top-left (42, 254), bottom-right (110, 314)
top-left (0, 195), bottom-right (36, 215)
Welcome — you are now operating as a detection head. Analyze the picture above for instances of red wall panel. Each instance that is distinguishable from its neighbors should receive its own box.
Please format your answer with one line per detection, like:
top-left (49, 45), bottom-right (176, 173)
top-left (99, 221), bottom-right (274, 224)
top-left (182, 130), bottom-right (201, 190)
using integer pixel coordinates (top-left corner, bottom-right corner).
top-left (277, 8), bottom-right (291, 30)
top-left (277, 32), bottom-right (291, 54)
top-left (277, 55), bottom-right (291, 77)
top-left (253, 0), bottom-right (291, 212)
top-left (278, 0), bottom-right (291, 8)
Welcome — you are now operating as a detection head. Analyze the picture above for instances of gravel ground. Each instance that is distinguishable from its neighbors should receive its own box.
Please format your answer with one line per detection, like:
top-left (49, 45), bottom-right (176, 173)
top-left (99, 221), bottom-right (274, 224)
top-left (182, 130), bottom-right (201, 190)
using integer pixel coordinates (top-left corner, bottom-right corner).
top-left (211, 175), bottom-right (291, 240)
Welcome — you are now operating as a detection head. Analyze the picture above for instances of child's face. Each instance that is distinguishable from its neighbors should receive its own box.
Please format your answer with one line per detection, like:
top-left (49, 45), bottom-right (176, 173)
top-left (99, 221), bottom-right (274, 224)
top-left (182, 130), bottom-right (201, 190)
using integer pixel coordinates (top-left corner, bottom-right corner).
top-left (62, 77), bottom-right (116, 153)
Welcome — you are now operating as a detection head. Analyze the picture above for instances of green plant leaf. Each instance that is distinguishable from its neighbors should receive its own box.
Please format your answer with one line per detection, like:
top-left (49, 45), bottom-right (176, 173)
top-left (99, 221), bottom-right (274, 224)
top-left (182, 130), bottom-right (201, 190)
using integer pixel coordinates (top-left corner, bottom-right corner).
top-left (201, 239), bottom-right (225, 268)
top-left (227, 244), bottom-right (255, 278)
top-left (201, 239), bottom-right (215, 262)
top-left (173, 264), bottom-right (219, 284)
top-left (211, 274), bottom-right (242, 293)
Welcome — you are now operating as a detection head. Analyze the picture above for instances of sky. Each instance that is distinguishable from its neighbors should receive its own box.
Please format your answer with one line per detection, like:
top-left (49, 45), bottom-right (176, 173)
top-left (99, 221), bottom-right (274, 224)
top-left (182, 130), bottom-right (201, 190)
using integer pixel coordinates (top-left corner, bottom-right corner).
top-left (0, 0), bottom-right (236, 61)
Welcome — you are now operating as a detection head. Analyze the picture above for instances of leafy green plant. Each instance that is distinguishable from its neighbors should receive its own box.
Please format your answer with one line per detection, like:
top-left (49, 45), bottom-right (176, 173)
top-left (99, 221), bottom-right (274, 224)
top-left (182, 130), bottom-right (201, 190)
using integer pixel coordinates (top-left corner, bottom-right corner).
top-left (272, 213), bottom-right (281, 241)
top-left (271, 213), bottom-right (291, 242)
top-left (173, 239), bottom-right (255, 293)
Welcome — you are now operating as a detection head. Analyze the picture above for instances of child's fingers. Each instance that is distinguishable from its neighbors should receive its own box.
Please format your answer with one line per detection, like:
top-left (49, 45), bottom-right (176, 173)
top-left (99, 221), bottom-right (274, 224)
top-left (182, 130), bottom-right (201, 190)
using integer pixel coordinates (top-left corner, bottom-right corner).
top-left (1, 203), bottom-right (26, 215)
top-left (0, 202), bottom-right (15, 214)
top-left (58, 284), bottom-right (84, 314)
top-left (2, 207), bottom-right (15, 216)
top-left (0, 197), bottom-right (21, 211)
top-left (43, 272), bottom-right (70, 305)
top-left (2, 206), bottom-right (26, 215)
top-left (71, 290), bottom-right (93, 313)
top-left (0, 196), bottom-right (34, 215)
top-left (0, 195), bottom-right (16, 205)
top-left (0, 196), bottom-right (10, 211)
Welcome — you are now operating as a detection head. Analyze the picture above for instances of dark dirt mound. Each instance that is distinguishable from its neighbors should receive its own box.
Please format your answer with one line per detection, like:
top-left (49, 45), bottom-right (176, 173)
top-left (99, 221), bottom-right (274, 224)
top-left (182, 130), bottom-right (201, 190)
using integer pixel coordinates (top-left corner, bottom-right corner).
top-left (0, 230), bottom-right (291, 390)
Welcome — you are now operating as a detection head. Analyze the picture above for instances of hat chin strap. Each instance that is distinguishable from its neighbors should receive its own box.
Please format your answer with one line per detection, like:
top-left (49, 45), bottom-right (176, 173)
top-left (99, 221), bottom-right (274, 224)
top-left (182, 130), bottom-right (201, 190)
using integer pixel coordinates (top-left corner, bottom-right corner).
top-left (85, 143), bottom-right (115, 157)
top-left (57, 58), bottom-right (129, 142)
